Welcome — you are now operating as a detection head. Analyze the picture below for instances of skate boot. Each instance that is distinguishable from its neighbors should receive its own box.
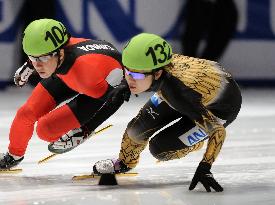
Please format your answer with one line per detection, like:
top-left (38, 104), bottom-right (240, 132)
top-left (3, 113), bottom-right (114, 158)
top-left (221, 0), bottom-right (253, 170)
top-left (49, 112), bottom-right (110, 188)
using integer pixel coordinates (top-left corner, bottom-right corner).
top-left (0, 152), bottom-right (24, 170)
top-left (93, 159), bottom-right (131, 175)
top-left (48, 126), bottom-right (94, 154)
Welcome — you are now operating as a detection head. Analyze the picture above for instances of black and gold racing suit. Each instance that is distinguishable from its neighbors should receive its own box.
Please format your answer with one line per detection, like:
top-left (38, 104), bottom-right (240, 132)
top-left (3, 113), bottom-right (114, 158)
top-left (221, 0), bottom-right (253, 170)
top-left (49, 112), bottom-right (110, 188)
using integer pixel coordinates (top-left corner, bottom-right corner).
top-left (119, 54), bottom-right (242, 168)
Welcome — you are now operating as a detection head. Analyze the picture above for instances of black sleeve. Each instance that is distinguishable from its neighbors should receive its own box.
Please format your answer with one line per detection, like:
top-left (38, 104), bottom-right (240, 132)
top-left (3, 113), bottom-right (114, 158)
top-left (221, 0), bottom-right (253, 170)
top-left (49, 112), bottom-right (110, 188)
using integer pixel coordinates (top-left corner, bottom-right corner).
top-left (97, 84), bottom-right (114, 102)
top-left (96, 81), bottom-right (129, 116)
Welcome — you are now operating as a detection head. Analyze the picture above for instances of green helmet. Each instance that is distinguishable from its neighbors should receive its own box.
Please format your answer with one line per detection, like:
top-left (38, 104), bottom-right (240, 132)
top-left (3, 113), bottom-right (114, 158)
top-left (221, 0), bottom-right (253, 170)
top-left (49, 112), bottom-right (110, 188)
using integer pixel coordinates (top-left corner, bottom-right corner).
top-left (122, 33), bottom-right (172, 71)
top-left (23, 19), bottom-right (69, 56)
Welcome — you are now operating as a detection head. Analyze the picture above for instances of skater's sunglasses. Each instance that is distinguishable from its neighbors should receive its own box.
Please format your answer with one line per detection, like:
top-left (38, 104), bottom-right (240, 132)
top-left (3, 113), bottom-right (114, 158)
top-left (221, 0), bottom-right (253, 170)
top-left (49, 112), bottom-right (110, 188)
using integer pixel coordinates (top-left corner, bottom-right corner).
top-left (124, 68), bottom-right (153, 80)
top-left (28, 52), bottom-right (57, 63)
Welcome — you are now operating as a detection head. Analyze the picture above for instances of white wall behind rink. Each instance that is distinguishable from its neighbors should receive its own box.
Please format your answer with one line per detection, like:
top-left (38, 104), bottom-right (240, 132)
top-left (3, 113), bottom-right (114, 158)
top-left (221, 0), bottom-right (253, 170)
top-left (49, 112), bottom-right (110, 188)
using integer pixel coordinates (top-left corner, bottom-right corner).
top-left (221, 40), bottom-right (275, 79)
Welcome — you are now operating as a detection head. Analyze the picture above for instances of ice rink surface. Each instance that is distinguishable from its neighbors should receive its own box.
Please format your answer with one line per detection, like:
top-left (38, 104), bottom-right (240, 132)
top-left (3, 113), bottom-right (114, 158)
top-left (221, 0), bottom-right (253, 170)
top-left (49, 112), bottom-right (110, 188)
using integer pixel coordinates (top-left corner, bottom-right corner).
top-left (0, 87), bottom-right (274, 205)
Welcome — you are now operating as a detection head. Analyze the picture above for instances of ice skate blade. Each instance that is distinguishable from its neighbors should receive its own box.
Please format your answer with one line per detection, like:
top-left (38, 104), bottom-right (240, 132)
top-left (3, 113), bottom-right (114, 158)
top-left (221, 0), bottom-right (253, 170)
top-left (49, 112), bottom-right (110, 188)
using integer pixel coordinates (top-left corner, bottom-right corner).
top-left (0, 168), bottom-right (23, 174)
top-left (72, 172), bottom-right (138, 180)
top-left (38, 124), bottom-right (113, 164)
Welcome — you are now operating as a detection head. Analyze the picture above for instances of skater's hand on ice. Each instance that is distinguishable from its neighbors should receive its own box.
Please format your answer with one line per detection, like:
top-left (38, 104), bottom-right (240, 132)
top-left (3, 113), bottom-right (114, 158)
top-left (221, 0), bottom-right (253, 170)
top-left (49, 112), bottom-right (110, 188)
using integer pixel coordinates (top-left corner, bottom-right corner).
top-left (189, 162), bottom-right (223, 192)
top-left (14, 61), bottom-right (34, 87)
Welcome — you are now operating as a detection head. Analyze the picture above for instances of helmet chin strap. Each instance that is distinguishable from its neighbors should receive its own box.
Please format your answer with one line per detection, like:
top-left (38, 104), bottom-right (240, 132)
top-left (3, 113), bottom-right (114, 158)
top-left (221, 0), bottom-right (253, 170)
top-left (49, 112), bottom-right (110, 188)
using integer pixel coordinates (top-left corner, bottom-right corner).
top-left (55, 49), bottom-right (62, 70)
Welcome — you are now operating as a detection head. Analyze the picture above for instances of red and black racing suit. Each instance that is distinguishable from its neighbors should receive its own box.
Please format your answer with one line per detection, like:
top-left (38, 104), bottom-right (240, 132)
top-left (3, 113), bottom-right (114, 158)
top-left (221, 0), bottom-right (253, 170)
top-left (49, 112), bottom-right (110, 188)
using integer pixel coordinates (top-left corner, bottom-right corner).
top-left (9, 37), bottom-right (123, 157)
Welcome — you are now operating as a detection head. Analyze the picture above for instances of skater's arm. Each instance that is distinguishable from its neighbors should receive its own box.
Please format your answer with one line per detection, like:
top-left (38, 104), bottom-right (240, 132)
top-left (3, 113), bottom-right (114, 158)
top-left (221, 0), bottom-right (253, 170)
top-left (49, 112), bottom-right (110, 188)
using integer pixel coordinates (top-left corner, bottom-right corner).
top-left (161, 74), bottom-right (226, 164)
top-left (196, 112), bottom-right (226, 165)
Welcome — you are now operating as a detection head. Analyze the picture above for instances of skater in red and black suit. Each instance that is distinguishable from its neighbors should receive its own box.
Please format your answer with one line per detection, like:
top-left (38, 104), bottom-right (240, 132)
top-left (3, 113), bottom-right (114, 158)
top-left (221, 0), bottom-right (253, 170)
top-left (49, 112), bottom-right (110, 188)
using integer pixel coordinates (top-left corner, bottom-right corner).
top-left (0, 19), bottom-right (130, 170)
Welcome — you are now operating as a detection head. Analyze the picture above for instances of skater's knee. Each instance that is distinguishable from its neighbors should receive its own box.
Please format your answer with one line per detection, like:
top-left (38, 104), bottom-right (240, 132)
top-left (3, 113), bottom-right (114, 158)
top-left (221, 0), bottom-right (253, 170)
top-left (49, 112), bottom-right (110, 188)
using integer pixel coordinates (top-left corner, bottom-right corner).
top-left (36, 118), bottom-right (55, 142)
top-left (149, 148), bottom-right (167, 161)
top-left (149, 139), bottom-right (192, 161)
top-left (149, 139), bottom-right (164, 160)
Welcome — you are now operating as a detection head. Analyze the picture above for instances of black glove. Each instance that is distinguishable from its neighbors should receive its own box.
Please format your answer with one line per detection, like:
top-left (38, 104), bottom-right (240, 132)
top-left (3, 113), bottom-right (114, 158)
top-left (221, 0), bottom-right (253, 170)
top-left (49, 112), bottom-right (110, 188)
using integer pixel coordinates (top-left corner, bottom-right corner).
top-left (108, 79), bottom-right (131, 104)
top-left (14, 61), bottom-right (35, 87)
top-left (189, 162), bottom-right (223, 192)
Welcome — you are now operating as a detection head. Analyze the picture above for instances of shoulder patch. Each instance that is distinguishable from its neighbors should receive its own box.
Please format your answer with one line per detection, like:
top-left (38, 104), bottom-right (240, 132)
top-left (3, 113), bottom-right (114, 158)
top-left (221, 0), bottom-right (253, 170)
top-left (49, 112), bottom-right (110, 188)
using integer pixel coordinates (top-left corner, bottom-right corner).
top-left (150, 93), bottom-right (163, 107)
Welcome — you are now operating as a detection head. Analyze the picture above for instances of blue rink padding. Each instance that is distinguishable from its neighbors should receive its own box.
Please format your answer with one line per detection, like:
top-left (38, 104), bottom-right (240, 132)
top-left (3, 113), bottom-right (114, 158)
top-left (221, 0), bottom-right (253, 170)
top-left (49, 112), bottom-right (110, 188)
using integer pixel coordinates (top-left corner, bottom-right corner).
top-left (0, 81), bottom-right (13, 90)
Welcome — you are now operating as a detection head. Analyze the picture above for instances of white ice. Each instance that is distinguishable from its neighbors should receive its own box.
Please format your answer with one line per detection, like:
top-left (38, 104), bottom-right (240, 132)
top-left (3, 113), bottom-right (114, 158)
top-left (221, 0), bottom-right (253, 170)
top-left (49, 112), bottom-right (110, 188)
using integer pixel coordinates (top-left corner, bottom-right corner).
top-left (0, 87), bottom-right (275, 205)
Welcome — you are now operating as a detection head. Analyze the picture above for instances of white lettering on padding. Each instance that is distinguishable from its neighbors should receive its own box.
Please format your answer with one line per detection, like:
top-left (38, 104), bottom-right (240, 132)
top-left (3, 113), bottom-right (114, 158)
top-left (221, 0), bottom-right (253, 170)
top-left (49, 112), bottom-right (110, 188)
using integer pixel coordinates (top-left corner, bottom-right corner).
top-left (179, 125), bottom-right (208, 146)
